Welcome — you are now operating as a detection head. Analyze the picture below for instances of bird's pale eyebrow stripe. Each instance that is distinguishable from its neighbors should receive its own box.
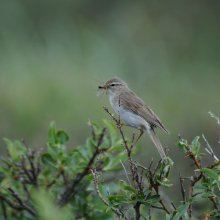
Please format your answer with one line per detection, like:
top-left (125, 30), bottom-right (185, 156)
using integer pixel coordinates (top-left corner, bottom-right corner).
top-left (107, 82), bottom-right (122, 86)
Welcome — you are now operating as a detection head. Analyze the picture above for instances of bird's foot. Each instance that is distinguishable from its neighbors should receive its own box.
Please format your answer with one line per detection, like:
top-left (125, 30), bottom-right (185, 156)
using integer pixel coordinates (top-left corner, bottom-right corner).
top-left (117, 123), bottom-right (124, 128)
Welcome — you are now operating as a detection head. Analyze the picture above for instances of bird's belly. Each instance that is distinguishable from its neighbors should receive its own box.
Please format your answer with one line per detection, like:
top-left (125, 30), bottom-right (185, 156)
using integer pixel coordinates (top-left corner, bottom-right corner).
top-left (120, 108), bottom-right (145, 128)
top-left (109, 96), bottom-right (149, 130)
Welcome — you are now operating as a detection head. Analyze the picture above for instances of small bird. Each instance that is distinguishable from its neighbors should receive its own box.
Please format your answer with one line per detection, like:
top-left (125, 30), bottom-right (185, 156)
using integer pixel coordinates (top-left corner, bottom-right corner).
top-left (98, 77), bottom-right (170, 163)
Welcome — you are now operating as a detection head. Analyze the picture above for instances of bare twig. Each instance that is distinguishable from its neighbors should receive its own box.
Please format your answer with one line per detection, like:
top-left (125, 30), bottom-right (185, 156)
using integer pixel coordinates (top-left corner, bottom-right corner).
top-left (150, 204), bottom-right (165, 210)
top-left (131, 131), bottom-right (135, 146)
top-left (131, 161), bottom-right (149, 171)
top-left (202, 134), bottom-right (219, 161)
top-left (192, 192), bottom-right (202, 197)
top-left (141, 214), bottom-right (147, 220)
top-left (87, 119), bottom-right (96, 140)
top-left (149, 209), bottom-right (151, 220)
top-left (171, 201), bottom-right (177, 210)
top-left (208, 111), bottom-right (220, 125)
top-left (179, 174), bottom-right (186, 204)
top-left (152, 159), bottom-right (162, 177)
top-left (148, 155), bottom-right (154, 170)
top-left (91, 169), bottom-right (129, 220)
top-left (120, 160), bottom-right (131, 186)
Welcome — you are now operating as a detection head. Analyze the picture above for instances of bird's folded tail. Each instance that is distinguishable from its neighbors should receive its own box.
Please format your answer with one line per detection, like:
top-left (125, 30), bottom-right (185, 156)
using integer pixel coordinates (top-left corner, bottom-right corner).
top-left (147, 127), bottom-right (167, 164)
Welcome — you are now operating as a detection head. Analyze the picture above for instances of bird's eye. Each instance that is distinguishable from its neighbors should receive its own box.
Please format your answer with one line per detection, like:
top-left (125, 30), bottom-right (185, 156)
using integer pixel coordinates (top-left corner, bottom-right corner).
top-left (111, 84), bottom-right (115, 87)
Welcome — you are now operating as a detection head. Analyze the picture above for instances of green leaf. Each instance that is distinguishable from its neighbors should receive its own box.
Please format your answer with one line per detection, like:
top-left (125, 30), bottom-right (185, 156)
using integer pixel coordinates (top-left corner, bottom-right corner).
top-left (192, 136), bottom-right (200, 147)
top-left (191, 136), bottom-right (200, 155)
top-left (103, 151), bottom-right (127, 171)
top-left (41, 153), bottom-right (58, 169)
top-left (4, 138), bottom-right (16, 160)
top-left (123, 185), bottom-right (138, 194)
top-left (102, 120), bottom-right (117, 144)
top-left (193, 185), bottom-right (207, 190)
top-left (48, 121), bottom-right (58, 144)
top-left (145, 194), bottom-right (160, 203)
top-left (172, 203), bottom-right (189, 220)
top-left (86, 137), bottom-right (96, 157)
top-left (108, 139), bottom-right (124, 151)
top-left (143, 189), bottom-right (151, 196)
top-left (0, 171), bottom-right (6, 182)
top-left (108, 195), bottom-right (117, 202)
top-left (78, 145), bottom-right (90, 161)
top-left (106, 203), bottom-right (113, 212)
top-left (166, 214), bottom-right (173, 220)
top-left (108, 195), bottom-right (126, 203)
top-left (177, 203), bottom-right (189, 216)
top-left (57, 130), bottom-right (69, 144)
top-left (167, 210), bottom-right (178, 220)
top-left (103, 156), bottom-right (111, 167)
top-left (145, 171), bottom-right (148, 179)
top-left (118, 180), bottom-right (126, 190)
top-left (201, 191), bottom-right (215, 198)
top-left (175, 140), bottom-right (188, 154)
top-left (143, 202), bottom-right (151, 209)
top-left (199, 168), bottom-right (220, 189)
top-left (156, 179), bottom-right (173, 188)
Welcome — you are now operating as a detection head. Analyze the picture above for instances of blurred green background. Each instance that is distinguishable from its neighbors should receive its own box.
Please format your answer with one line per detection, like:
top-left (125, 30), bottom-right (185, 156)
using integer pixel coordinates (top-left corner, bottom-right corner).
top-left (0, 0), bottom-right (220, 216)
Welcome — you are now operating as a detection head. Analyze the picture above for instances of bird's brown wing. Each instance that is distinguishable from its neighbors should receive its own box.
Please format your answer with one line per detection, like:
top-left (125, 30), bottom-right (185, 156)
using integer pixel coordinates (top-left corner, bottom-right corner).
top-left (120, 90), bottom-right (170, 134)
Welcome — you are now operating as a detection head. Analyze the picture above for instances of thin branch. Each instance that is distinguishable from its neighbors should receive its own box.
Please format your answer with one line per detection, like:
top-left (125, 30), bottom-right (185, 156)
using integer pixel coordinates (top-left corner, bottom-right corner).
top-left (152, 159), bottom-right (162, 177)
top-left (179, 174), bottom-right (186, 205)
top-left (87, 119), bottom-right (96, 140)
top-left (192, 192), bottom-right (203, 197)
top-left (202, 134), bottom-right (219, 161)
top-left (208, 111), bottom-right (220, 125)
top-left (141, 214), bottom-right (147, 220)
top-left (150, 204), bottom-right (165, 210)
top-left (91, 169), bottom-right (129, 220)
top-left (148, 155), bottom-right (154, 170)
top-left (204, 213), bottom-right (211, 220)
top-left (120, 160), bottom-right (131, 186)
top-left (0, 189), bottom-right (38, 217)
top-left (171, 201), bottom-right (177, 210)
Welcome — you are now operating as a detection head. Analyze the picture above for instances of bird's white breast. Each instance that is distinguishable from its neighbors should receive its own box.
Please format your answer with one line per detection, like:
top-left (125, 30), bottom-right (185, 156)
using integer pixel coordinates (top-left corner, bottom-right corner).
top-left (108, 93), bottom-right (150, 130)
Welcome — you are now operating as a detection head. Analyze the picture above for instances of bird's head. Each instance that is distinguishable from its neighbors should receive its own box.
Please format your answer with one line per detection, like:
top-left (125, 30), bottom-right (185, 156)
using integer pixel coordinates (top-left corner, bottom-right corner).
top-left (98, 77), bottom-right (127, 96)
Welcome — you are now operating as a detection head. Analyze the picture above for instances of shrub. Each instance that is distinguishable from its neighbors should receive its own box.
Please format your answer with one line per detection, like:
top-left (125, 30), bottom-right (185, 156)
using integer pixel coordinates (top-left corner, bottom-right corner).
top-left (0, 107), bottom-right (220, 220)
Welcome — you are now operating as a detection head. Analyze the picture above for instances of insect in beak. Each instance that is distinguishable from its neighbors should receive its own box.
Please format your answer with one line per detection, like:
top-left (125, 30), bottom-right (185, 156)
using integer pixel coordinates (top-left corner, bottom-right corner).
top-left (97, 88), bottom-right (102, 96)
top-left (97, 86), bottom-right (108, 96)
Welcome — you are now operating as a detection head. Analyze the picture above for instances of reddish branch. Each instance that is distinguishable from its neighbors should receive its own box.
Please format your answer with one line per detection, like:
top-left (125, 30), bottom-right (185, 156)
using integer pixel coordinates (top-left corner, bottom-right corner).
top-left (178, 135), bottom-right (220, 216)
top-left (204, 213), bottom-right (211, 220)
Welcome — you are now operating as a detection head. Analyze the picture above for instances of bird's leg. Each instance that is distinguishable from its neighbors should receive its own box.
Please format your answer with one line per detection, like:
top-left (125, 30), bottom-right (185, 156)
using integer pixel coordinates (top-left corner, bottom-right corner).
top-left (118, 123), bottom-right (137, 129)
top-left (131, 128), bottom-right (144, 150)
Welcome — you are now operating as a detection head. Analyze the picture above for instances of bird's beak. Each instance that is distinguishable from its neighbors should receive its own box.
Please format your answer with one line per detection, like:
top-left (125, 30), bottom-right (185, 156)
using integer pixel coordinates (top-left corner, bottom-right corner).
top-left (98, 85), bottom-right (108, 95)
top-left (98, 86), bottom-right (105, 89)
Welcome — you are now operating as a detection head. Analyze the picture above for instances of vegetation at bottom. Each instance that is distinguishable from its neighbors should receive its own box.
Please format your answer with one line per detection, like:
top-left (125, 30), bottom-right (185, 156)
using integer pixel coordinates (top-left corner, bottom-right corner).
top-left (0, 107), bottom-right (220, 220)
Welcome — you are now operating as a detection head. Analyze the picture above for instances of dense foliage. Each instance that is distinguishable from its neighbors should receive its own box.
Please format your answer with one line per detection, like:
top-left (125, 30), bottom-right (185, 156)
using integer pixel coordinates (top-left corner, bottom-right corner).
top-left (0, 113), bottom-right (220, 219)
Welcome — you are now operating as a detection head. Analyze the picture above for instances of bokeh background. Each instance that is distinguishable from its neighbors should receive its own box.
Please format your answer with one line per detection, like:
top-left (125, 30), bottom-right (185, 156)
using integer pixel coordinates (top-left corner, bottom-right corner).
top-left (1, 0), bottom-right (220, 218)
